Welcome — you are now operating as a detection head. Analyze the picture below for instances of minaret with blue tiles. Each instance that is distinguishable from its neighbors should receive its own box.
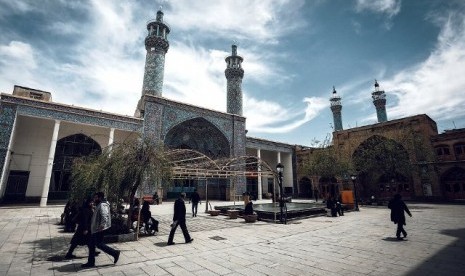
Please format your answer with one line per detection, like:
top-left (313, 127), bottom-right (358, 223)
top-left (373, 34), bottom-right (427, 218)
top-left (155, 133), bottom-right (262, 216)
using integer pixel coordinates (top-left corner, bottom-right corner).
top-left (225, 45), bottom-right (244, 116)
top-left (330, 86), bottom-right (343, 131)
top-left (372, 80), bottom-right (387, 123)
top-left (142, 8), bottom-right (170, 97)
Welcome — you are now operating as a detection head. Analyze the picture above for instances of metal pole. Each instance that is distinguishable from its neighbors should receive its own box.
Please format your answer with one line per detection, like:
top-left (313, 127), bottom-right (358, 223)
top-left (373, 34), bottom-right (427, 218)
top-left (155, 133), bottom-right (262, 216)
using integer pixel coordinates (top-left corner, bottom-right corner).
top-left (279, 172), bottom-right (284, 223)
top-left (353, 179), bottom-right (359, 211)
top-left (205, 179), bottom-right (209, 212)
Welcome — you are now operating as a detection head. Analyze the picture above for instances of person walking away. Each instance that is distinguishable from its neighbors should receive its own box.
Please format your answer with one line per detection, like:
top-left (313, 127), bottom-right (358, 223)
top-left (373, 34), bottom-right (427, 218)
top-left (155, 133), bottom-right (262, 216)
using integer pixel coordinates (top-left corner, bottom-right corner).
top-left (388, 193), bottom-right (412, 240)
top-left (65, 198), bottom-right (96, 259)
top-left (141, 200), bottom-right (159, 235)
top-left (167, 193), bottom-right (193, 245)
top-left (82, 192), bottom-right (120, 268)
top-left (190, 189), bottom-right (201, 217)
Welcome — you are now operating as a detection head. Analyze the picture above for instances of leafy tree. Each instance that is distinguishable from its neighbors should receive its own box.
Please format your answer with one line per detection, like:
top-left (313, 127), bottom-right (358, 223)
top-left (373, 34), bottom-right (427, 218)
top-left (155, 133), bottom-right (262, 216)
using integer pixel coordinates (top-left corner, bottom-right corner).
top-left (70, 137), bottom-right (172, 229)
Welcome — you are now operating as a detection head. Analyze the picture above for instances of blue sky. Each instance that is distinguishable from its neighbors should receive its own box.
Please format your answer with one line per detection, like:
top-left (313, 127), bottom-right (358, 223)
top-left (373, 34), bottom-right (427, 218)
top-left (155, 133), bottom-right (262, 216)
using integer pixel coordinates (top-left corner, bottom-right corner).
top-left (1, 0), bottom-right (464, 146)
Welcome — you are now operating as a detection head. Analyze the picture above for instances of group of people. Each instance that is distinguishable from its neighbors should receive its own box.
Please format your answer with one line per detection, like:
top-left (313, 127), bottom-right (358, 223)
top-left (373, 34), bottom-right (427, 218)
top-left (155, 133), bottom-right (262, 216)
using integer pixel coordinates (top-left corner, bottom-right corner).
top-left (64, 192), bottom-right (120, 268)
top-left (326, 196), bottom-right (344, 217)
top-left (131, 198), bottom-right (159, 235)
top-left (64, 190), bottom-right (197, 267)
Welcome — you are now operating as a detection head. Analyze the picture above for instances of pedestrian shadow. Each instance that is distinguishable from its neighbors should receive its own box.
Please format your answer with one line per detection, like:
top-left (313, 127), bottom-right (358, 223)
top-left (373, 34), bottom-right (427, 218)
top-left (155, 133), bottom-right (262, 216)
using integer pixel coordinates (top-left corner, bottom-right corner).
top-left (154, 242), bottom-right (170, 247)
top-left (50, 263), bottom-right (113, 273)
top-left (382, 237), bottom-right (406, 242)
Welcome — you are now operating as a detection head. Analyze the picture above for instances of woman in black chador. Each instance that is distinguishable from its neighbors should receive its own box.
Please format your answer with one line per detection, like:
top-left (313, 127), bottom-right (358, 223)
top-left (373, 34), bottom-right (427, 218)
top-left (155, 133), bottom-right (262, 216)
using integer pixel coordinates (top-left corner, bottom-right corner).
top-left (388, 194), bottom-right (412, 240)
top-left (65, 198), bottom-right (94, 259)
top-left (141, 200), bottom-right (159, 235)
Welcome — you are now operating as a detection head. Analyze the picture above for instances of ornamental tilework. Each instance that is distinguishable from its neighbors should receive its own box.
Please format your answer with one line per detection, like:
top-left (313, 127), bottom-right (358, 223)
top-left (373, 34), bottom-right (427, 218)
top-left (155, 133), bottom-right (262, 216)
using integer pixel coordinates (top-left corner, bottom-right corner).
top-left (0, 104), bottom-right (16, 179)
top-left (142, 51), bottom-right (165, 97)
top-left (162, 106), bottom-right (233, 144)
top-left (17, 105), bottom-right (142, 131)
top-left (143, 101), bottom-right (164, 143)
top-left (226, 77), bottom-right (243, 115)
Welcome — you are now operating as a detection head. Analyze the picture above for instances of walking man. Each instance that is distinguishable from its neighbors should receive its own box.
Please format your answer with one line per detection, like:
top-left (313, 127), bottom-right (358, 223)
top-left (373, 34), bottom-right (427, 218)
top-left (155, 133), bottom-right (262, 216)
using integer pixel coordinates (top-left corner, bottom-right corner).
top-left (388, 193), bottom-right (412, 240)
top-left (82, 192), bottom-right (120, 268)
top-left (167, 193), bottom-right (193, 245)
top-left (190, 189), bottom-right (201, 217)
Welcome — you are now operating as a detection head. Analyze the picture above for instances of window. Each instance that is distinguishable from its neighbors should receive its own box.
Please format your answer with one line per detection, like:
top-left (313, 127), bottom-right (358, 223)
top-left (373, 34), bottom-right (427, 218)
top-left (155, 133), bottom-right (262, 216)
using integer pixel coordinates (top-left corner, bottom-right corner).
top-left (29, 92), bottom-right (43, 100)
top-left (453, 183), bottom-right (460, 193)
top-left (454, 143), bottom-right (465, 155)
top-left (435, 146), bottom-right (450, 156)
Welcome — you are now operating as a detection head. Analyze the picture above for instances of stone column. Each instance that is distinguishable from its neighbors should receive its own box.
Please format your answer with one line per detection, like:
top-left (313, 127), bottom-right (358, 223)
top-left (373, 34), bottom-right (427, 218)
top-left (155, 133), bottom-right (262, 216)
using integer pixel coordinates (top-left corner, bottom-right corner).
top-left (257, 148), bottom-right (262, 200)
top-left (108, 128), bottom-right (115, 152)
top-left (40, 120), bottom-right (60, 207)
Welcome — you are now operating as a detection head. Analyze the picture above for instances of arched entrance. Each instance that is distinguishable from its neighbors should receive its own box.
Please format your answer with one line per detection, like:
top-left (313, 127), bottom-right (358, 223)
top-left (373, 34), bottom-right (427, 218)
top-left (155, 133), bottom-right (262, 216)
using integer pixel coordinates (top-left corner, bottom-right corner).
top-left (298, 177), bottom-right (312, 198)
top-left (441, 167), bottom-right (465, 200)
top-left (49, 134), bottom-right (101, 200)
top-left (165, 117), bottom-right (230, 199)
top-left (352, 135), bottom-right (413, 200)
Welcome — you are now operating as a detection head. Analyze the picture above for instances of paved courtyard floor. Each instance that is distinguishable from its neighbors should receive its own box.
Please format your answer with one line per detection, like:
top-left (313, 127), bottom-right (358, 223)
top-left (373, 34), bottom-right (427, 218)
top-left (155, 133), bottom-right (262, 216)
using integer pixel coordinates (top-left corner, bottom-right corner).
top-left (0, 200), bottom-right (464, 276)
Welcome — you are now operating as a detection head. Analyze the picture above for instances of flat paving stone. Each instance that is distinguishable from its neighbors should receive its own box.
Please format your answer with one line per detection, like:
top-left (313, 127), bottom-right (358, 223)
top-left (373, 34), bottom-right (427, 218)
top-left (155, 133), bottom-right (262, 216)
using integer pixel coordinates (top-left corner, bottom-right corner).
top-left (0, 200), bottom-right (464, 275)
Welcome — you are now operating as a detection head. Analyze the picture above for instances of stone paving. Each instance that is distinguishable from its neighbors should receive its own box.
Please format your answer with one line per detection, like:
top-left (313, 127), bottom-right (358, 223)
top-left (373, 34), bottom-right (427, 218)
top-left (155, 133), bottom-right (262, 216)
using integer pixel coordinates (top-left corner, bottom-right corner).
top-left (0, 200), bottom-right (464, 276)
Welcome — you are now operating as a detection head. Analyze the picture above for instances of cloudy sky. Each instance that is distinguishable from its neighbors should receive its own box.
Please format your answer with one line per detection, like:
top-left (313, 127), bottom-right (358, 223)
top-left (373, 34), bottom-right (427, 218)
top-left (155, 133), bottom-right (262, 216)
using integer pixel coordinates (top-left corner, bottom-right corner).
top-left (1, 0), bottom-right (464, 146)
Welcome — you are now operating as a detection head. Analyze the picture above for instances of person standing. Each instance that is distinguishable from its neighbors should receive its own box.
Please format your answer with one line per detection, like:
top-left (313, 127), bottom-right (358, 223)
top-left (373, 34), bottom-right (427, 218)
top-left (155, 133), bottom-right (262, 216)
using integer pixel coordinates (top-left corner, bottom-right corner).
top-left (65, 198), bottom-right (94, 259)
top-left (82, 192), bottom-right (120, 268)
top-left (190, 189), bottom-right (201, 217)
top-left (167, 193), bottom-right (193, 245)
top-left (388, 193), bottom-right (412, 240)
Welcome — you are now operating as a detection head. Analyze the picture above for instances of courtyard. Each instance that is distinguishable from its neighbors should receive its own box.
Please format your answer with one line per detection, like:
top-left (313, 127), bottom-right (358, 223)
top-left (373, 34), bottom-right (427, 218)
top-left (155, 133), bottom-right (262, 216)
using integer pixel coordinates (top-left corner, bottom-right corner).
top-left (0, 200), bottom-right (464, 276)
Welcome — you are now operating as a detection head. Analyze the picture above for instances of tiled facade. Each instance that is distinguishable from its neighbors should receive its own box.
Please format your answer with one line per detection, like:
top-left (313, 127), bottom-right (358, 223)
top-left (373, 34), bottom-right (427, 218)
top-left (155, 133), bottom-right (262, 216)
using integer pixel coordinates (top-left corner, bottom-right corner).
top-left (0, 9), bottom-right (296, 204)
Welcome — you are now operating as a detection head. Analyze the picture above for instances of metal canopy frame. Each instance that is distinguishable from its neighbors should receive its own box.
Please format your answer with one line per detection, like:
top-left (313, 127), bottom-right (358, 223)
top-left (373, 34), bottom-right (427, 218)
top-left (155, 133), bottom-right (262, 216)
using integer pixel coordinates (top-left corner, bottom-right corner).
top-left (165, 149), bottom-right (276, 179)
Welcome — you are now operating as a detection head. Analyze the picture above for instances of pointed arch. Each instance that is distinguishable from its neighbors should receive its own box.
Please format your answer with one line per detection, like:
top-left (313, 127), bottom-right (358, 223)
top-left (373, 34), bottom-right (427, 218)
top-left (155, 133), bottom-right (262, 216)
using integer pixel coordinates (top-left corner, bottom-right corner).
top-left (441, 167), bottom-right (465, 199)
top-left (164, 117), bottom-right (230, 159)
top-left (49, 133), bottom-right (101, 199)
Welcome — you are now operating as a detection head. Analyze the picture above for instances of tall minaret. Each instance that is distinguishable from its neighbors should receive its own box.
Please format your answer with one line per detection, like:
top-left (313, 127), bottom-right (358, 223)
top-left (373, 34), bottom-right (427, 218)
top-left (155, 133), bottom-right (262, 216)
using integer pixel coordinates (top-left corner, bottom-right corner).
top-left (225, 45), bottom-right (244, 116)
top-left (141, 9), bottom-right (170, 97)
top-left (330, 86), bottom-right (343, 131)
top-left (372, 80), bottom-right (387, 123)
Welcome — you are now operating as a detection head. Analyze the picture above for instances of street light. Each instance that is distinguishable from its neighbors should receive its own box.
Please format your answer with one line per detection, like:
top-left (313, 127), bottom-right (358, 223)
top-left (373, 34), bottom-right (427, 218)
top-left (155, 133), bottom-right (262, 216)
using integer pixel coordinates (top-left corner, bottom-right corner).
top-left (350, 174), bottom-right (359, 211)
top-left (276, 163), bottom-right (285, 224)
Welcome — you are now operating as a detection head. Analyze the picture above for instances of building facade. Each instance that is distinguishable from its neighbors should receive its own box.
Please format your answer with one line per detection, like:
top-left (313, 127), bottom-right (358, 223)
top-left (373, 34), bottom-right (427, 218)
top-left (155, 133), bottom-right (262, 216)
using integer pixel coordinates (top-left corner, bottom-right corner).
top-left (0, 9), bottom-right (296, 206)
top-left (296, 82), bottom-right (465, 201)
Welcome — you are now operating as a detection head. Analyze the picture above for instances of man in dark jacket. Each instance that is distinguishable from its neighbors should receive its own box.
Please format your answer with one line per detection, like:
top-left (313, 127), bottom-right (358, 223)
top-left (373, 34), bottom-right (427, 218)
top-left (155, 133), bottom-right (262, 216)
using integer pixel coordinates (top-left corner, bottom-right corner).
top-left (167, 193), bottom-right (193, 245)
top-left (190, 189), bottom-right (201, 217)
top-left (388, 194), bottom-right (412, 240)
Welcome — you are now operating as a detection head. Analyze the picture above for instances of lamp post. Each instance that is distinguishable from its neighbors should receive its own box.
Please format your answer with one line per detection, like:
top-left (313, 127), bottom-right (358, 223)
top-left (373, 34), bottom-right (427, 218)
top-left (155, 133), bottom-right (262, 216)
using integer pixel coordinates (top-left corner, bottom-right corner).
top-left (276, 163), bottom-right (285, 223)
top-left (350, 174), bottom-right (359, 211)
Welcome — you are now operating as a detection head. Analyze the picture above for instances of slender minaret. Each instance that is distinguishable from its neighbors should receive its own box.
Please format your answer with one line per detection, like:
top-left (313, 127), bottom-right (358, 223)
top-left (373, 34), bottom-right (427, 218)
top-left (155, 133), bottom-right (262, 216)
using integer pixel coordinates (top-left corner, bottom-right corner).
top-left (141, 9), bottom-right (170, 97)
top-left (330, 86), bottom-right (343, 131)
top-left (225, 45), bottom-right (244, 116)
top-left (372, 80), bottom-right (387, 123)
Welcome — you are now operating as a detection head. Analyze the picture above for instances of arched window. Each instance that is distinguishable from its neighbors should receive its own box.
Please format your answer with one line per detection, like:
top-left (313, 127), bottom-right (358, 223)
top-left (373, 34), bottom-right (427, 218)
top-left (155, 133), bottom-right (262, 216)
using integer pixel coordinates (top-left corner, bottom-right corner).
top-left (49, 134), bottom-right (101, 199)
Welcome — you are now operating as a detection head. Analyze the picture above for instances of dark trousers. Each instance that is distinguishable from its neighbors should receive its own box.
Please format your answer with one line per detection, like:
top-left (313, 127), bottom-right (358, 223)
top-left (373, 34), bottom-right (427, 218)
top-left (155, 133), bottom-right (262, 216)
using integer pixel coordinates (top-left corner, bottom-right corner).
top-left (87, 230), bottom-right (118, 265)
top-left (396, 223), bottom-right (407, 238)
top-left (192, 203), bottom-right (199, 217)
top-left (168, 220), bottom-right (191, 243)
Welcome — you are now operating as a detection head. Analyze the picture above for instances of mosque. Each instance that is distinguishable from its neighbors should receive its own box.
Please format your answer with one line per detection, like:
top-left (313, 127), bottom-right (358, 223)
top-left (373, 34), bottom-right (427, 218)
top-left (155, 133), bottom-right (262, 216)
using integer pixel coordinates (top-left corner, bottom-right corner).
top-left (1, 9), bottom-right (464, 206)
top-left (0, 10), bottom-right (294, 206)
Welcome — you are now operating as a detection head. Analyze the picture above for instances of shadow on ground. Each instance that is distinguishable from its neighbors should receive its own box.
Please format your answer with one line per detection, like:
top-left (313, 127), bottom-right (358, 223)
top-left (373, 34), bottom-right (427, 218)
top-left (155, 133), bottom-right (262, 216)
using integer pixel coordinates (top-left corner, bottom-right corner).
top-left (405, 228), bottom-right (465, 276)
top-left (382, 237), bottom-right (407, 242)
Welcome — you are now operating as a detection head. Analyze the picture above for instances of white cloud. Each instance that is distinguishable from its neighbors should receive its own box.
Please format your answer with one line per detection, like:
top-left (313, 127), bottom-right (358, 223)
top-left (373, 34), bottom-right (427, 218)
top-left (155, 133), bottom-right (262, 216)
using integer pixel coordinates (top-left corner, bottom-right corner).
top-left (245, 96), bottom-right (328, 133)
top-left (378, 12), bottom-right (465, 122)
top-left (0, 41), bottom-right (38, 92)
top-left (355, 0), bottom-right (402, 18)
top-left (168, 0), bottom-right (306, 43)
